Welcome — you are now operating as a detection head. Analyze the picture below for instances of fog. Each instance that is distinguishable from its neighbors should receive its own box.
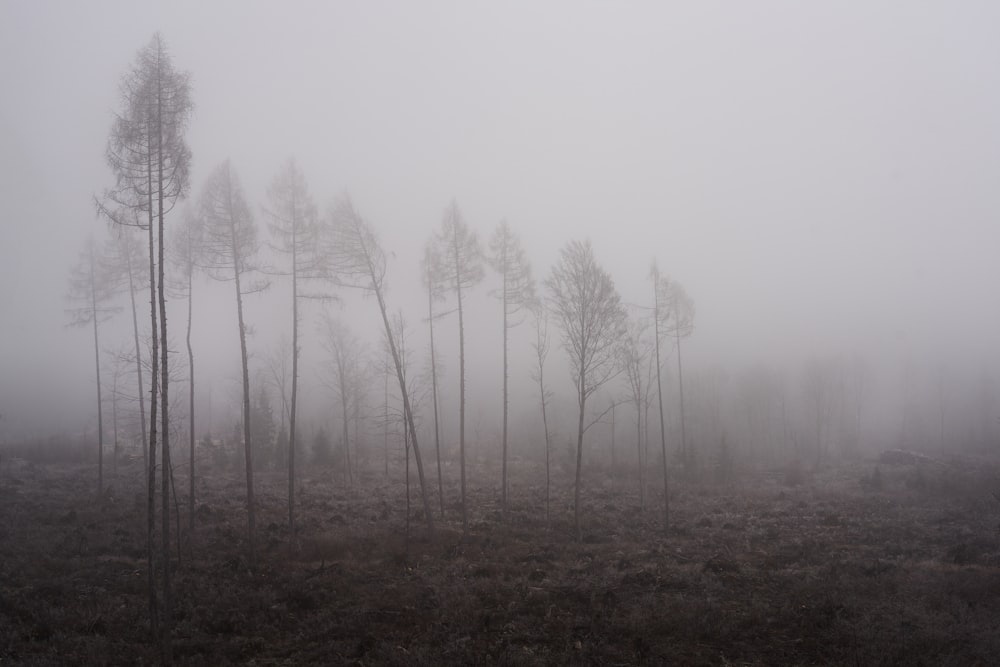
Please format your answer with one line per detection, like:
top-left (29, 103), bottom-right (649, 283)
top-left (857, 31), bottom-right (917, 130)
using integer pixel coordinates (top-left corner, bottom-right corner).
top-left (2, 1), bottom-right (1000, 464)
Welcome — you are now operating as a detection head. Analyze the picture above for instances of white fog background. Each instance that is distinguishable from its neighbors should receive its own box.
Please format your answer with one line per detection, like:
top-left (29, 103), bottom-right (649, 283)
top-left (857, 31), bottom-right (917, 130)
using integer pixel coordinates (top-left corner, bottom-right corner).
top-left (2, 2), bottom-right (999, 461)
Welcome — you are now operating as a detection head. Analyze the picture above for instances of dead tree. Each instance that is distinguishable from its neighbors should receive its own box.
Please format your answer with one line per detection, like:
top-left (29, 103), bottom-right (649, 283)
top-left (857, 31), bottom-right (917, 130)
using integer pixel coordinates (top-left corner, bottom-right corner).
top-left (66, 235), bottom-right (119, 498)
top-left (546, 240), bottom-right (627, 539)
top-left (429, 201), bottom-right (484, 530)
top-left (100, 34), bottom-right (192, 656)
top-left (530, 303), bottom-right (554, 525)
top-left (621, 314), bottom-right (651, 510)
top-left (487, 220), bottom-right (536, 520)
top-left (327, 195), bottom-right (434, 534)
top-left (421, 243), bottom-right (448, 516)
top-left (197, 160), bottom-right (266, 567)
top-left (264, 158), bottom-right (325, 534)
top-left (169, 206), bottom-right (202, 542)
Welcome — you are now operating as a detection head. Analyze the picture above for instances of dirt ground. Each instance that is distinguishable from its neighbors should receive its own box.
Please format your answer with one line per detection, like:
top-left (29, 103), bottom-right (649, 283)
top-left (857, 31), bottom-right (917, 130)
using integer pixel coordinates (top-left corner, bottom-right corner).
top-left (1, 452), bottom-right (999, 665)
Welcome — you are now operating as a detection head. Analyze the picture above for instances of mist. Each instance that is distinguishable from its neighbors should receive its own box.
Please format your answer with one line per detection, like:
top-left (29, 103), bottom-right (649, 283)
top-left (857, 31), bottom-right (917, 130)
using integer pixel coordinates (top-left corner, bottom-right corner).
top-left (2, 3), bottom-right (1000, 663)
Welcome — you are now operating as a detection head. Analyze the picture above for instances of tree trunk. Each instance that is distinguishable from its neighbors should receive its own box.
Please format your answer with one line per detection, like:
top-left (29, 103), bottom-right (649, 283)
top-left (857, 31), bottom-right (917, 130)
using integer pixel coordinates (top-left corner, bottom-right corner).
top-left (374, 283), bottom-right (434, 534)
top-left (288, 227), bottom-right (298, 534)
top-left (427, 282), bottom-right (444, 516)
top-left (676, 332), bottom-right (687, 469)
top-left (125, 246), bottom-right (148, 474)
top-left (156, 75), bottom-right (173, 664)
top-left (146, 152), bottom-right (159, 642)
top-left (654, 291), bottom-right (669, 532)
top-left (573, 370), bottom-right (586, 540)
top-left (89, 251), bottom-right (104, 499)
top-left (501, 264), bottom-right (509, 521)
top-left (186, 261), bottom-right (195, 545)
top-left (456, 278), bottom-right (468, 531)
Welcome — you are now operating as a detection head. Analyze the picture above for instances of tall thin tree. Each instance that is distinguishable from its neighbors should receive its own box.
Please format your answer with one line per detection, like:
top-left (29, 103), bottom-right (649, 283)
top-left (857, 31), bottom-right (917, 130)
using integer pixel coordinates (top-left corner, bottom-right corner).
top-left (421, 243), bottom-right (447, 515)
top-left (198, 160), bottom-right (265, 566)
top-left (327, 195), bottom-right (434, 533)
top-left (430, 201), bottom-right (484, 530)
top-left (530, 304), bottom-right (554, 525)
top-left (66, 235), bottom-right (119, 498)
top-left (264, 158), bottom-right (323, 534)
top-left (546, 240), bottom-right (627, 538)
top-left (487, 220), bottom-right (536, 520)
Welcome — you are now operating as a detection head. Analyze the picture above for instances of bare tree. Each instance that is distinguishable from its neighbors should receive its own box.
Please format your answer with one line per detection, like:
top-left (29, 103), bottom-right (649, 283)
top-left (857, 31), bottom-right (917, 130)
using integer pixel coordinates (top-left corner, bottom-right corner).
top-left (546, 240), bottom-right (627, 538)
top-left (197, 160), bottom-right (265, 566)
top-left (319, 315), bottom-right (366, 488)
top-left (66, 235), bottom-right (119, 497)
top-left (487, 220), bottom-right (536, 520)
top-left (326, 195), bottom-right (434, 533)
top-left (105, 228), bottom-right (150, 473)
top-left (264, 158), bottom-right (324, 534)
top-left (170, 206), bottom-right (201, 541)
top-left (421, 243), bottom-right (447, 515)
top-left (530, 304), bottom-right (554, 525)
top-left (100, 34), bottom-right (192, 656)
top-left (621, 314), bottom-right (651, 510)
top-left (664, 279), bottom-right (695, 466)
top-left (430, 201), bottom-right (484, 530)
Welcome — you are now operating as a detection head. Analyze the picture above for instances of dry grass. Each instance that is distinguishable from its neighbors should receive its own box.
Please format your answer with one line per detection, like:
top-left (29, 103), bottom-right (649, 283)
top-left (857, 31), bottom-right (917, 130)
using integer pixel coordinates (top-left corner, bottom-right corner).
top-left (1, 453), bottom-right (999, 665)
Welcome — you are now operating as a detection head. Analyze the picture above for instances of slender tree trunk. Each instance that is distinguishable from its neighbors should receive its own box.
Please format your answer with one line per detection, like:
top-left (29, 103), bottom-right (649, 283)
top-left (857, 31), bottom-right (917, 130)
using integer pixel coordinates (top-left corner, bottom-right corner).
top-left (156, 75), bottom-right (173, 664)
top-left (374, 283), bottom-right (434, 533)
top-left (231, 260), bottom-right (256, 570)
top-left (573, 370), bottom-right (586, 540)
top-left (112, 382), bottom-right (119, 478)
top-left (501, 269), bottom-right (509, 521)
top-left (404, 414), bottom-right (411, 554)
top-left (541, 387), bottom-right (551, 527)
top-left (288, 229), bottom-right (298, 534)
top-left (340, 391), bottom-right (351, 487)
top-left (636, 406), bottom-right (644, 510)
top-left (125, 247), bottom-right (148, 474)
top-left (145, 139), bottom-right (159, 642)
top-left (610, 403), bottom-right (616, 493)
top-left (427, 282), bottom-right (444, 516)
top-left (186, 261), bottom-right (195, 544)
top-left (654, 294), bottom-right (669, 532)
top-left (90, 260), bottom-right (104, 499)
top-left (456, 274), bottom-right (468, 531)
top-left (383, 354), bottom-right (389, 480)
top-left (676, 332), bottom-right (687, 469)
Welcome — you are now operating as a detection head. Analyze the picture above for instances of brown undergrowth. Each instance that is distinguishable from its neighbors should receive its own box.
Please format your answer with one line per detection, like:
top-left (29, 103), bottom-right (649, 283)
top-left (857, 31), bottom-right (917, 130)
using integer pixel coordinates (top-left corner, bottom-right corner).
top-left (1, 454), bottom-right (999, 665)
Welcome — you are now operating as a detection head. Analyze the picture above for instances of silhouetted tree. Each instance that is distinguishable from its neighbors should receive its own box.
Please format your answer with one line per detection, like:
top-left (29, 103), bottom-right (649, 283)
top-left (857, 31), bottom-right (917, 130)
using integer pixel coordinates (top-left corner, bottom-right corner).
top-left (664, 279), bottom-right (695, 466)
top-left (650, 261), bottom-right (671, 530)
top-left (421, 243), bottom-right (448, 516)
top-left (621, 315), bottom-right (651, 509)
top-left (197, 160), bottom-right (265, 566)
top-left (264, 158), bottom-right (324, 534)
top-left (170, 206), bottom-right (202, 540)
top-left (530, 304), bottom-right (555, 524)
top-left (100, 35), bottom-right (192, 656)
top-left (66, 235), bottom-right (119, 497)
top-left (430, 201), bottom-right (484, 530)
top-left (327, 195), bottom-right (434, 533)
top-left (488, 220), bottom-right (536, 520)
top-left (320, 315), bottom-right (366, 488)
top-left (546, 240), bottom-right (627, 538)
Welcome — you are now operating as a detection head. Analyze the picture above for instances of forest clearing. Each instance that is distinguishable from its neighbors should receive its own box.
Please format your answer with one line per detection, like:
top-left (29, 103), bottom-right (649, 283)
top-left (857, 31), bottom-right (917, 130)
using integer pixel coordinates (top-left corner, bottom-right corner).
top-left (2, 452), bottom-right (998, 665)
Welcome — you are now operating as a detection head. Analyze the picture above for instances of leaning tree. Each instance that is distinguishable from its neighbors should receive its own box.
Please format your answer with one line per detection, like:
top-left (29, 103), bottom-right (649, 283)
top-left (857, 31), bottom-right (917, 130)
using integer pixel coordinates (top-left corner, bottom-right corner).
top-left (546, 240), bottom-right (627, 538)
top-left (327, 195), bottom-right (434, 534)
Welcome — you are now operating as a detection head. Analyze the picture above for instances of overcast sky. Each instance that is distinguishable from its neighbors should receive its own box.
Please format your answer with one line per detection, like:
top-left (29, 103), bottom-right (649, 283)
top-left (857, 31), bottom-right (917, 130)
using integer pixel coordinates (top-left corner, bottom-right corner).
top-left (2, 2), bottom-right (999, 441)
